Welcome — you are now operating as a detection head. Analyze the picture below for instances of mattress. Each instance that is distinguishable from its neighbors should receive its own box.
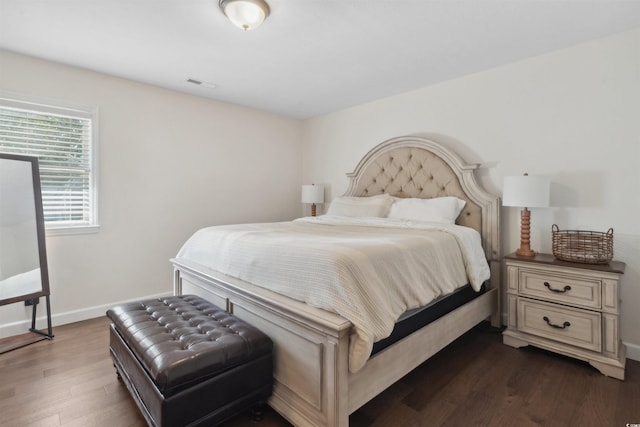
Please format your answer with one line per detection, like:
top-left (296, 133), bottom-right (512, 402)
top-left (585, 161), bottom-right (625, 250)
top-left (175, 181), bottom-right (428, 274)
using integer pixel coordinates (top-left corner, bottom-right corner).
top-left (372, 283), bottom-right (486, 355)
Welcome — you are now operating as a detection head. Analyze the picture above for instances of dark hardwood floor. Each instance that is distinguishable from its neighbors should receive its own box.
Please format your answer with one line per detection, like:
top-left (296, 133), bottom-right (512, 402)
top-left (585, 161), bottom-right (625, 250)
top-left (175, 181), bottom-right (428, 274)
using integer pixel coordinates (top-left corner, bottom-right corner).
top-left (1, 317), bottom-right (638, 426)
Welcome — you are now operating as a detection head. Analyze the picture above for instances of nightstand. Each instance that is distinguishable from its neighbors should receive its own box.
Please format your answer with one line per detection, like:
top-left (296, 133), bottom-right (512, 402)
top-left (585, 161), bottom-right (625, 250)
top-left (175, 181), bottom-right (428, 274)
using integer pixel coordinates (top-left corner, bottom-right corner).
top-left (502, 253), bottom-right (626, 380)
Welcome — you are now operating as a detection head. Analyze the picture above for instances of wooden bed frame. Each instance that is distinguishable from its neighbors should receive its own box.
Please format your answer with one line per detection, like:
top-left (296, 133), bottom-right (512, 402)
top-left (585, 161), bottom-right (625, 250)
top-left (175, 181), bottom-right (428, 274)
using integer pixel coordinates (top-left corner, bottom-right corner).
top-left (172, 136), bottom-right (501, 427)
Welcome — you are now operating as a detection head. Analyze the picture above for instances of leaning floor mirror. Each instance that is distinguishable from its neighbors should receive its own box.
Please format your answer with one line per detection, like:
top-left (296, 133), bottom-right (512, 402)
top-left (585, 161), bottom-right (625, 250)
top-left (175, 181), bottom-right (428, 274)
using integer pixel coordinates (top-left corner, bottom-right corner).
top-left (0, 153), bottom-right (53, 353)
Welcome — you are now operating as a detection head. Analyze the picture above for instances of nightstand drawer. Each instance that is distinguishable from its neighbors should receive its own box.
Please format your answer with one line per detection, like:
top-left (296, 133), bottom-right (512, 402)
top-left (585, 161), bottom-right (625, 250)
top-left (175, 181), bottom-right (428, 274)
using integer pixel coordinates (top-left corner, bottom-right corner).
top-left (517, 298), bottom-right (602, 352)
top-left (519, 268), bottom-right (601, 309)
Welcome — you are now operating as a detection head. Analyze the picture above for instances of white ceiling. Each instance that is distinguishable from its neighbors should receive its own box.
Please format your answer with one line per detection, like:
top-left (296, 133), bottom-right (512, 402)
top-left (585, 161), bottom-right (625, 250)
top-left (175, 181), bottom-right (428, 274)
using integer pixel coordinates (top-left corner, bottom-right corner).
top-left (1, 1), bottom-right (640, 119)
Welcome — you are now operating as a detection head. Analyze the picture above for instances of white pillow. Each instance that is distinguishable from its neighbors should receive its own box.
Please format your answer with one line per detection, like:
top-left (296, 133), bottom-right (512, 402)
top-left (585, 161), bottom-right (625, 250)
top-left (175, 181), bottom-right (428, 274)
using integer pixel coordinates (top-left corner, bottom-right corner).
top-left (388, 197), bottom-right (466, 224)
top-left (326, 194), bottom-right (395, 218)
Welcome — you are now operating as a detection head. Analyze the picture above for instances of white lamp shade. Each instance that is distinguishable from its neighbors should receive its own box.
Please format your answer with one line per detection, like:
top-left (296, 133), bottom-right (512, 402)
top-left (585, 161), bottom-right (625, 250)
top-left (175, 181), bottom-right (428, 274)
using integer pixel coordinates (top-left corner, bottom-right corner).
top-left (301, 184), bottom-right (324, 204)
top-left (503, 175), bottom-right (550, 208)
top-left (220, 0), bottom-right (269, 31)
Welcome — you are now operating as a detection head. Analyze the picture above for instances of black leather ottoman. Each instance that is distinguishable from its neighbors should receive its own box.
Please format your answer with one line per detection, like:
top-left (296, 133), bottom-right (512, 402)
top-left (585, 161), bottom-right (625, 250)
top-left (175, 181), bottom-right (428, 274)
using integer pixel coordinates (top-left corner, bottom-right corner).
top-left (107, 295), bottom-right (273, 427)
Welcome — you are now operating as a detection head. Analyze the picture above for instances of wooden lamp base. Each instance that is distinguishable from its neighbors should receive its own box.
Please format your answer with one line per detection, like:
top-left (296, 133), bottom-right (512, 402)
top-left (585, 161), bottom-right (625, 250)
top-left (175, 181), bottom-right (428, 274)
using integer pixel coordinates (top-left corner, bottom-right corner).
top-left (515, 207), bottom-right (536, 257)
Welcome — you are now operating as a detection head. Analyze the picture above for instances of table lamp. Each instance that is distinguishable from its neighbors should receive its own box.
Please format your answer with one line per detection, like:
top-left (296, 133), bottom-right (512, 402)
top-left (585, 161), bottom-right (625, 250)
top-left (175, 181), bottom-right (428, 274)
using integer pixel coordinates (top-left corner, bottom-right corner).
top-left (503, 173), bottom-right (550, 257)
top-left (302, 184), bottom-right (324, 216)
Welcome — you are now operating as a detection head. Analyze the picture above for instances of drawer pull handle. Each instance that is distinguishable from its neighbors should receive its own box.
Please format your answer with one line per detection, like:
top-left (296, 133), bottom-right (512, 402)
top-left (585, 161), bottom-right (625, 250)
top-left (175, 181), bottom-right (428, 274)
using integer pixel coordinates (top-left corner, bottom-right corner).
top-left (543, 316), bottom-right (571, 329)
top-left (544, 282), bottom-right (571, 293)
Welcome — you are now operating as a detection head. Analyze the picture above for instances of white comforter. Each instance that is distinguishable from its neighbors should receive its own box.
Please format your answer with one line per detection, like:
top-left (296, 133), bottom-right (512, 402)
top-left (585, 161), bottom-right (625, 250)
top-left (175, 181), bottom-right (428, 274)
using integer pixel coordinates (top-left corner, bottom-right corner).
top-left (0, 268), bottom-right (42, 300)
top-left (176, 216), bottom-right (490, 372)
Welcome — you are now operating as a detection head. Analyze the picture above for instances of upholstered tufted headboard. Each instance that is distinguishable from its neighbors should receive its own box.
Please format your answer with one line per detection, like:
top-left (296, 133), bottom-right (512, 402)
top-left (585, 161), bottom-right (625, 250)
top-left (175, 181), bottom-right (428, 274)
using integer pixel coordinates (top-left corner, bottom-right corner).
top-left (344, 136), bottom-right (500, 262)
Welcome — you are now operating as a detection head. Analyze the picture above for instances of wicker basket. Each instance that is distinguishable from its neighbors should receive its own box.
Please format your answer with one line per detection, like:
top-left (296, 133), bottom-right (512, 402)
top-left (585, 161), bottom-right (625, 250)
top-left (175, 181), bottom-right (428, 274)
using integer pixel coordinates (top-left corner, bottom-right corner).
top-left (551, 224), bottom-right (613, 264)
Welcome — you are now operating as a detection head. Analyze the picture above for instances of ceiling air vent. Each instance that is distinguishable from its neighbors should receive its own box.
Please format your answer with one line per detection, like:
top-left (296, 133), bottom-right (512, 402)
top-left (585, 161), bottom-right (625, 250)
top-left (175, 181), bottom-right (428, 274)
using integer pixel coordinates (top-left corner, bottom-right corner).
top-left (186, 78), bottom-right (217, 89)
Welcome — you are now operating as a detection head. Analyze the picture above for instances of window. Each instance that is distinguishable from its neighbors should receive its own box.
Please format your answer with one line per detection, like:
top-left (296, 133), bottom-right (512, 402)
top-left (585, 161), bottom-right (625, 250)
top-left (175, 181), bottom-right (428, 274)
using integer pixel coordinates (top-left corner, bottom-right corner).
top-left (0, 94), bottom-right (98, 234)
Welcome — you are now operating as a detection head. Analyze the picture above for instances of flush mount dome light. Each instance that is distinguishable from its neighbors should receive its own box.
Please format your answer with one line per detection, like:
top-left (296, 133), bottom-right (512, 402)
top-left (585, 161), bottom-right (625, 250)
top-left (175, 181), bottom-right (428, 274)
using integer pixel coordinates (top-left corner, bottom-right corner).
top-left (219, 0), bottom-right (270, 31)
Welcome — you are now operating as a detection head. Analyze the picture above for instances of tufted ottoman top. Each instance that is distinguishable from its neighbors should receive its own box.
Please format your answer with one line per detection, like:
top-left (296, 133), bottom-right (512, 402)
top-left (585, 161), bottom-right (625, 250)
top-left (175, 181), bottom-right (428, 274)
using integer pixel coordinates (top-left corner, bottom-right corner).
top-left (107, 295), bottom-right (272, 395)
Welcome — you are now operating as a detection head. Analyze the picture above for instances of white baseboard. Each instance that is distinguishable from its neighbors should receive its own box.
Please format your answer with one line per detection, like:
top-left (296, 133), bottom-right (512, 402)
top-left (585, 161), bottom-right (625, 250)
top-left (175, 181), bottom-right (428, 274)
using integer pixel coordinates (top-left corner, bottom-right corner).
top-left (4, 296), bottom-right (639, 363)
top-left (624, 341), bottom-right (640, 362)
top-left (0, 292), bottom-right (171, 338)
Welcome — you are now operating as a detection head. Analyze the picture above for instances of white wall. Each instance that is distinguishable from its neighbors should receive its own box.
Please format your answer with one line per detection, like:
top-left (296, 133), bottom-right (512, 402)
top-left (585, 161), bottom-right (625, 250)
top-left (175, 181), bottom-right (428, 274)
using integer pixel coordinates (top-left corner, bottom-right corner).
top-left (301, 28), bottom-right (640, 359)
top-left (0, 50), bottom-right (303, 335)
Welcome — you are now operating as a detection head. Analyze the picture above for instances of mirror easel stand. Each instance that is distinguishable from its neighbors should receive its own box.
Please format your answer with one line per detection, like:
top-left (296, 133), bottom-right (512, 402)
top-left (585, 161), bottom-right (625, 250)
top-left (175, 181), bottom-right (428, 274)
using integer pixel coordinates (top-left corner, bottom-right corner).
top-left (30, 295), bottom-right (54, 339)
top-left (0, 296), bottom-right (54, 354)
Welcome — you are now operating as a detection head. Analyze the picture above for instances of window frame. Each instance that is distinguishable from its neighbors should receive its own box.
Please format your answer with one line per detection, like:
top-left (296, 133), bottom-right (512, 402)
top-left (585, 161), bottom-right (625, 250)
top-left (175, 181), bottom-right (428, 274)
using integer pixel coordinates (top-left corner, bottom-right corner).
top-left (0, 91), bottom-right (99, 236)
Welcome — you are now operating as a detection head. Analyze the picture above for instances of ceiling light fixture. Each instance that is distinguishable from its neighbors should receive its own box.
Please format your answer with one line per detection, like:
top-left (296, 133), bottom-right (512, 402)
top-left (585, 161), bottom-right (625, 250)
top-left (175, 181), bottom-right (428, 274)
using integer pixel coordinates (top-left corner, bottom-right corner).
top-left (219, 0), bottom-right (270, 31)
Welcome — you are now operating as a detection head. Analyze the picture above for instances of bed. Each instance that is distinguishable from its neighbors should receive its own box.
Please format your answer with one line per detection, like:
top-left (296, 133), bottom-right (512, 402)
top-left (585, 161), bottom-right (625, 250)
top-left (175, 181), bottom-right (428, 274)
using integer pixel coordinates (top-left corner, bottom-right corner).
top-left (171, 135), bottom-right (501, 427)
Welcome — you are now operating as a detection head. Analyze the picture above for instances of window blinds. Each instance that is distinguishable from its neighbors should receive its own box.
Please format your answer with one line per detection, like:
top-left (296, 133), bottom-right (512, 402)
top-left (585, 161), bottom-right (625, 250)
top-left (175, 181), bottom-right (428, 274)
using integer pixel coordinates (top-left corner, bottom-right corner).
top-left (0, 104), bottom-right (94, 227)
